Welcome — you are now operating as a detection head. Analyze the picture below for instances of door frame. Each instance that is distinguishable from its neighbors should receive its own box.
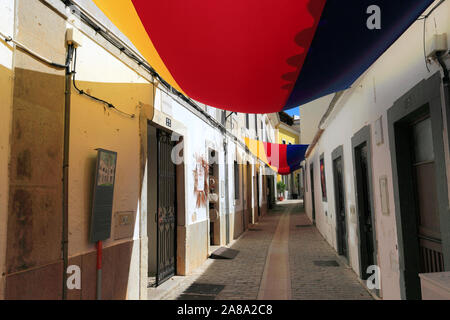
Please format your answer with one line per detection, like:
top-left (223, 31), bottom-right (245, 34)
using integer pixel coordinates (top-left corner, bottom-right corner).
top-left (351, 125), bottom-right (378, 281)
top-left (256, 170), bottom-right (261, 218)
top-left (310, 163), bottom-right (316, 224)
top-left (267, 175), bottom-right (274, 210)
top-left (246, 162), bottom-right (252, 225)
top-left (302, 164), bottom-right (307, 207)
top-left (224, 141), bottom-right (230, 244)
top-left (155, 127), bottom-right (177, 286)
top-left (332, 145), bottom-right (348, 260)
top-left (387, 72), bottom-right (450, 300)
top-left (241, 162), bottom-right (246, 231)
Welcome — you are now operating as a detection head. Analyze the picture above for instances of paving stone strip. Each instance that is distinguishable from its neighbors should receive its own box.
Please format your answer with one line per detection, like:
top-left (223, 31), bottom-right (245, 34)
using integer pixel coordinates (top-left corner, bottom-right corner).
top-left (163, 201), bottom-right (373, 300)
top-left (257, 205), bottom-right (292, 300)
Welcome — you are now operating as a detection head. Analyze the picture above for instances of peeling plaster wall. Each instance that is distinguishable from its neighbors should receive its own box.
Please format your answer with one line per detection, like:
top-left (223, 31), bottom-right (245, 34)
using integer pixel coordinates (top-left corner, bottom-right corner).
top-left (0, 0), bottom-right (154, 299)
top-left (303, 1), bottom-right (449, 300)
top-left (0, 0), bottom-right (15, 301)
top-left (5, 0), bottom-right (67, 299)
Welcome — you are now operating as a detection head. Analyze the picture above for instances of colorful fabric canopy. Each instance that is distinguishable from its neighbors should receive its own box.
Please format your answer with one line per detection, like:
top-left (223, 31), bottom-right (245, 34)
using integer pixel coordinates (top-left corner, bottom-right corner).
top-left (93, 0), bottom-right (433, 113)
top-left (245, 138), bottom-right (308, 175)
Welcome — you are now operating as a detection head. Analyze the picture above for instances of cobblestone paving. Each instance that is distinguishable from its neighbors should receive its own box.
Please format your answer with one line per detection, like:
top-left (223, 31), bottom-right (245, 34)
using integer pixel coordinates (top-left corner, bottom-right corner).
top-left (289, 207), bottom-right (373, 300)
top-left (165, 212), bottom-right (280, 300)
top-left (165, 201), bottom-right (372, 300)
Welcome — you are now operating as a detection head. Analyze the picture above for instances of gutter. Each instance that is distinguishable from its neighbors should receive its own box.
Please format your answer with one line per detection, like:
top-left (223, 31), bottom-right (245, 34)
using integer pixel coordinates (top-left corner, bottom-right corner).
top-left (317, 91), bottom-right (345, 129)
top-left (304, 91), bottom-right (345, 158)
top-left (305, 129), bottom-right (324, 159)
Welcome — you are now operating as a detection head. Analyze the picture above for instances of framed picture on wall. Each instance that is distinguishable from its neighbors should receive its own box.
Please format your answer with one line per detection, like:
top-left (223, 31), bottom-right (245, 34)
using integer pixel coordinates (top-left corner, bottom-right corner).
top-left (320, 155), bottom-right (327, 201)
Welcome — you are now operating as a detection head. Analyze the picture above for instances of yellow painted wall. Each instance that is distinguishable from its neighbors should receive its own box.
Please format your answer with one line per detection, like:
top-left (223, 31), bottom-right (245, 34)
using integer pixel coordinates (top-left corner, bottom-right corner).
top-left (68, 31), bottom-right (153, 256)
top-left (0, 63), bottom-right (12, 300)
top-left (277, 126), bottom-right (300, 182)
top-left (67, 27), bottom-right (154, 299)
top-left (0, 2), bottom-right (14, 298)
top-left (278, 127), bottom-right (299, 145)
top-left (0, 58), bottom-right (13, 302)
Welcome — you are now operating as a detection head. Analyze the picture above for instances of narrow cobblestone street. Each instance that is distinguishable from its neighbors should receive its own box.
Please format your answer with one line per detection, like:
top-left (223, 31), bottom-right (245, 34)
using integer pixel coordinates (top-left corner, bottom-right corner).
top-left (163, 201), bottom-right (373, 300)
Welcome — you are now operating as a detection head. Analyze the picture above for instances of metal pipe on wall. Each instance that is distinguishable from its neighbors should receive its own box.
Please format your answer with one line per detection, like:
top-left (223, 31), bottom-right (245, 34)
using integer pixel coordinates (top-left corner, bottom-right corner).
top-left (62, 44), bottom-right (75, 300)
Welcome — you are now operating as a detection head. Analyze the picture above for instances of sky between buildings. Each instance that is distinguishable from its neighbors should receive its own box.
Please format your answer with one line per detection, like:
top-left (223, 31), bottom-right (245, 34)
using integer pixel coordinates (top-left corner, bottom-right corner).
top-left (285, 107), bottom-right (300, 117)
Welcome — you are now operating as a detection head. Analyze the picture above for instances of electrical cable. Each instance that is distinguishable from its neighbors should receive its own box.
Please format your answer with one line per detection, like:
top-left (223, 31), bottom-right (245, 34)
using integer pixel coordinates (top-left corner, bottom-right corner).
top-left (71, 47), bottom-right (135, 119)
top-left (62, 0), bottom-right (247, 145)
top-left (0, 29), bottom-right (135, 119)
top-left (0, 30), bottom-right (71, 69)
top-left (0, 0), bottom-right (270, 161)
top-left (0, 3), bottom-right (265, 166)
top-left (417, 0), bottom-right (446, 72)
top-left (423, 18), bottom-right (431, 73)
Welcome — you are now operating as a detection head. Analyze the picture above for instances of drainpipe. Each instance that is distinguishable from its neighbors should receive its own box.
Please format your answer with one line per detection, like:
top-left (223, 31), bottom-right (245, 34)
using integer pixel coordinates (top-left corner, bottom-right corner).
top-left (436, 51), bottom-right (450, 109)
top-left (436, 52), bottom-right (450, 202)
top-left (62, 44), bottom-right (74, 300)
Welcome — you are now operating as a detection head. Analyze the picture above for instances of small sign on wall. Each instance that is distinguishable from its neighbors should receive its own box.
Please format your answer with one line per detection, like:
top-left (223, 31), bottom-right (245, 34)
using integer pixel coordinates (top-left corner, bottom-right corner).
top-left (379, 175), bottom-right (390, 216)
top-left (89, 149), bottom-right (117, 243)
top-left (374, 116), bottom-right (384, 146)
top-left (114, 211), bottom-right (135, 240)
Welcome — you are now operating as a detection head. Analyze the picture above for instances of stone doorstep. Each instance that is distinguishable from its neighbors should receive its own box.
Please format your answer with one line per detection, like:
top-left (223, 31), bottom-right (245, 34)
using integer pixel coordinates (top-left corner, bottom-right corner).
top-left (147, 276), bottom-right (188, 300)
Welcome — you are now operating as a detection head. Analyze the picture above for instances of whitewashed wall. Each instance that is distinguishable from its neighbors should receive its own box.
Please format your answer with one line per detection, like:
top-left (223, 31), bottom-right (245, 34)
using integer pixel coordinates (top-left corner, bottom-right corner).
top-left (304, 0), bottom-right (449, 300)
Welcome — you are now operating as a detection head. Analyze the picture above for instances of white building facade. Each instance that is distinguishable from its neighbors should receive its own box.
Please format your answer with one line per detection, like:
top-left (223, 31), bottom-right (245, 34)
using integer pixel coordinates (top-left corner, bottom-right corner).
top-left (302, 0), bottom-right (450, 300)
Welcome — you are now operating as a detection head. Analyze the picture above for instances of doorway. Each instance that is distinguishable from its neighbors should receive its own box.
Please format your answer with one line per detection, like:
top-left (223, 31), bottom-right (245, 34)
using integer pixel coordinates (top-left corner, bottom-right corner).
top-left (208, 149), bottom-right (220, 246)
top-left (410, 116), bottom-right (444, 273)
top-left (241, 162), bottom-right (246, 231)
top-left (256, 171), bottom-right (261, 218)
top-left (388, 72), bottom-right (450, 300)
top-left (246, 162), bottom-right (253, 225)
top-left (267, 175), bottom-right (275, 210)
top-left (332, 146), bottom-right (348, 260)
top-left (148, 125), bottom-right (177, 286)
top-left (310, 163), bottom-right (316, 224)
top-left (224, 145), bottom-right (230, 244)
top-left (352, 126), bottom-right (377, 283)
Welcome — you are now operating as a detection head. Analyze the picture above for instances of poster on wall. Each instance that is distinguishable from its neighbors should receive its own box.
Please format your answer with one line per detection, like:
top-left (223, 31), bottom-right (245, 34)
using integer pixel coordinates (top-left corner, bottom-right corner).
top-left (197, 163), bottom-right (205, 192)
top-left (193, 155), bottom-right (209, 208)
top-left (320, 157), bottom-right (327, 200)
top-left (90, 149), bottom-right (118, 243)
